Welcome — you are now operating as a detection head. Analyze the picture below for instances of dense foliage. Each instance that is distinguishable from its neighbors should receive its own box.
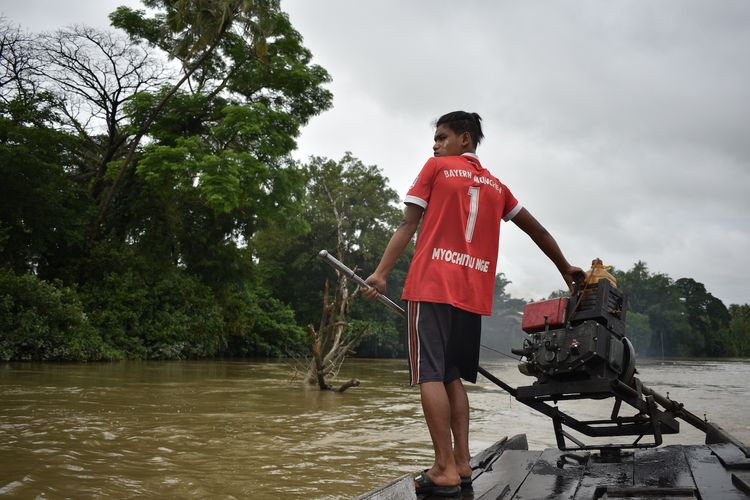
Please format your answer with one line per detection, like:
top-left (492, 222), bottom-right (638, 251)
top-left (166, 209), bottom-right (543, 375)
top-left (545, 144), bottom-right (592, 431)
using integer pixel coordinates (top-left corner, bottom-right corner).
top-left (613, 263), bottom-right (747, 358)
top-left (483, 262), bottom-right (750, 360)
top-left (1, 3), bottom-right (331, 360)
top-left (1, 7), bottom-right (748, 361)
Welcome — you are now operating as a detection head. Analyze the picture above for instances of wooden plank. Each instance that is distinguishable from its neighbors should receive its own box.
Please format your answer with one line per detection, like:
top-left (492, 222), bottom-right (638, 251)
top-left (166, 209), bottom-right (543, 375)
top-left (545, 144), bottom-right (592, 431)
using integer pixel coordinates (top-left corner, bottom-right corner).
top-left (685, 445), bottom-right (750, 500)
top-left (632, 446), bottom-right (696, 489)
top-left (598, 486), bottom-right (696, 497)
top-left (709, 443), bottom-right (750, 470)
top-left (572, 451), bottom-right (634, 499)
top-left (511, 448), bottom-right (587, 499)
top-left (732, 471), bottom-right (750, 495)
top-left (474, 450), bottom-right (542, 499)
top-left (471, 434), bottom-right (528, 471)
top-left (357, 434), bottom-right (528, 500)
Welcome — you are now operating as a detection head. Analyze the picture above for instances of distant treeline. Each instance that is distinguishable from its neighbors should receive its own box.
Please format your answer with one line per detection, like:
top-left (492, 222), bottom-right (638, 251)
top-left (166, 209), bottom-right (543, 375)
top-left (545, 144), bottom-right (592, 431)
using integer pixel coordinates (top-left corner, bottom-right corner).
top-left (483, 267), bottom-right (750, 359)
top-left (1, 6), bottom-right (748, 362)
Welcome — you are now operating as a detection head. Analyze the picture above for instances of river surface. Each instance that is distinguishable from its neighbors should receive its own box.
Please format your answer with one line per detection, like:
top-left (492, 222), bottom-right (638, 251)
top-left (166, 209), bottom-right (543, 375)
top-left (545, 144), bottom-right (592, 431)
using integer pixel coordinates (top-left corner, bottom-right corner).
top-left (1, 357), bottom-right (749, 498)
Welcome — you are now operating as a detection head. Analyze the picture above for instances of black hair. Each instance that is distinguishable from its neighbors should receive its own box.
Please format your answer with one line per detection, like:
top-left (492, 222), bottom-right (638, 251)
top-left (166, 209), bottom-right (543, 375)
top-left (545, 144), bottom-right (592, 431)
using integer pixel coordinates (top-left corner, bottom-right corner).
top-left (435, 111), bottom-right (484, 147)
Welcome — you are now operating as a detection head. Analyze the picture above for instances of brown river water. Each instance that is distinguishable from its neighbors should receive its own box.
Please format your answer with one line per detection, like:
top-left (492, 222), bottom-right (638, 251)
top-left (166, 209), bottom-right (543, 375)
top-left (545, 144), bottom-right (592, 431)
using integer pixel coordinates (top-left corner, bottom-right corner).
top-left (1, 357), bottom-right (749, 498)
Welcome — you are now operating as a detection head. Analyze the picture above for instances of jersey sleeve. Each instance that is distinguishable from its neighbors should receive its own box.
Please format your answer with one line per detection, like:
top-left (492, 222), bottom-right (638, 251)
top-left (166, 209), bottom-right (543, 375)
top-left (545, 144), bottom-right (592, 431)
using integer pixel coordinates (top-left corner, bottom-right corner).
top-left (501, 183), bottom-right (522, 222)
top-left (404, 158), bottom-right (438, 209)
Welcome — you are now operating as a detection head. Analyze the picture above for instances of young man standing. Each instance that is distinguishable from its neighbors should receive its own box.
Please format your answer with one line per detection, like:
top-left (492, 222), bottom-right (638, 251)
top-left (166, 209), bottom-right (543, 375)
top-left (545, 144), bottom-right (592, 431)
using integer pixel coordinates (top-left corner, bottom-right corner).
top-left (363, 111), bottom-right (585, 497)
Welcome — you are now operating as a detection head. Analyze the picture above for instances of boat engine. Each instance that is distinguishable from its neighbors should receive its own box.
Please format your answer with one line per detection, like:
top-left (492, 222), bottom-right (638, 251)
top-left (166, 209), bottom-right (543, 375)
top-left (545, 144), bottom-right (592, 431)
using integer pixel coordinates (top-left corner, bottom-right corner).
top-left (506, 273), bottom-right (687, 451)
top-left (512, 279), bottom-right (635, 386)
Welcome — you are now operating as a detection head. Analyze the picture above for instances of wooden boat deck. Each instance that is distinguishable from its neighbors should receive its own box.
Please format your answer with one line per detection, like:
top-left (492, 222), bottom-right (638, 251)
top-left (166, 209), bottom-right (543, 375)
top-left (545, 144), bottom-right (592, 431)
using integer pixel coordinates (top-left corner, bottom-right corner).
top-left (356, 434), bottom-right (750, 499)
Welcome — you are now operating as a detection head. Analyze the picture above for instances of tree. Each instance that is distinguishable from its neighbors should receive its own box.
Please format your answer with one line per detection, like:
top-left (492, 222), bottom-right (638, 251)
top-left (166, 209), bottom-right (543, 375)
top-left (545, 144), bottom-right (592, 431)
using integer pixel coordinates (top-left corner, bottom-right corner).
top-left (105, 0), bottom-right (332, 276)
top-left (90, 1), bottom-right (238, 238)
top-left (257, 153), bottom-right (406, 332)
top-left (0, 79), bottom-right (89, 281)
top-left (301, 154), bottom-right (404, 385)
top-left (83, 0), bottom-right (333, 358)
top-left (615, 262), bottom-right (697, 357)
top-left (92, 0), bottom-right (333, 242)
top-left (256, 154), bottom-right (404, 387)
top-left (0, 2), bottom-right (333, 360)
top-left (0, 269), bottom-right (111, 361)
top-left (0, 18), bottom-right (40, 104)
top-left (728, 304), bottom-right (750, 357)
top-left (36, 26), bottom-right (169, 200)
top-left (674, 277), bottom-right (731, 356)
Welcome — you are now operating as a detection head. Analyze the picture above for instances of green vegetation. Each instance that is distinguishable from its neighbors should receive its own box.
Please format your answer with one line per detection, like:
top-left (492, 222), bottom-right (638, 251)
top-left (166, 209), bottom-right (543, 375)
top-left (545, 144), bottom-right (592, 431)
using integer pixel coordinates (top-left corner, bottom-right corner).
top-left (1, 2), bottom-right (328, 360)
top-left (483, 263), bottom-right (750, 359)
top-left (614, 263), bottom-right (748, 358)
top-left (1, 5), bottom-right (748, 361)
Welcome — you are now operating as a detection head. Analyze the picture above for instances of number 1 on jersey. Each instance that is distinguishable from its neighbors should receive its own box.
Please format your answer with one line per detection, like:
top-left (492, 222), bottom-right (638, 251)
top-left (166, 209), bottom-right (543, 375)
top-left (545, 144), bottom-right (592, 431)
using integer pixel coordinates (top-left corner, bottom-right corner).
top-left (465, 186), bottom-right (480, 242)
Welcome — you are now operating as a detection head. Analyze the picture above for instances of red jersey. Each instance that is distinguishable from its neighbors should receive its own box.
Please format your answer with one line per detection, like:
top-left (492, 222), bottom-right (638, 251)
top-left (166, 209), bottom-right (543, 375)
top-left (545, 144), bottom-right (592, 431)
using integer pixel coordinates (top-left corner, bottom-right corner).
top-left (401, 153), bottom-right (521, 315)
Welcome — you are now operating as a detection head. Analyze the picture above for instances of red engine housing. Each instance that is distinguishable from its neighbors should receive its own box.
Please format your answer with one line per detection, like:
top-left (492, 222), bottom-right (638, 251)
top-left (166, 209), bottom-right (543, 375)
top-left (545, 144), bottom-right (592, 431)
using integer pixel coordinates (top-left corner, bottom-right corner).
top-left (521, 297), bottom-right (568, 333)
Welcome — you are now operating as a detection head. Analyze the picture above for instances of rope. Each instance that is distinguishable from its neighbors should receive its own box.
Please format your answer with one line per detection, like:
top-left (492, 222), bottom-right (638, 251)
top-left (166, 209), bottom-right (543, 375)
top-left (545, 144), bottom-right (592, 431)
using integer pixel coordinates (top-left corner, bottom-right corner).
top-left (480, 343), bottom-right (521, 361)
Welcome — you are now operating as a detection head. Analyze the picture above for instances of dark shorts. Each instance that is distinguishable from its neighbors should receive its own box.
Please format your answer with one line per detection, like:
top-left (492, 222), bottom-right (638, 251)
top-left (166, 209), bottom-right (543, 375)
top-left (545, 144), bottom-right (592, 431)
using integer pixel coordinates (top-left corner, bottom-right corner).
top-left (406, 301), bottom-right (482, 385)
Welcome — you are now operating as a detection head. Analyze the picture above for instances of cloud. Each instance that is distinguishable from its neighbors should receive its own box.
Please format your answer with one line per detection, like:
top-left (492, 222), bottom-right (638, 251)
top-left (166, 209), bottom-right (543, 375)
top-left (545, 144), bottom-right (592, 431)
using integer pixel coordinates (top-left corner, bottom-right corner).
top-left (282, 1), bottom-right (750, 305)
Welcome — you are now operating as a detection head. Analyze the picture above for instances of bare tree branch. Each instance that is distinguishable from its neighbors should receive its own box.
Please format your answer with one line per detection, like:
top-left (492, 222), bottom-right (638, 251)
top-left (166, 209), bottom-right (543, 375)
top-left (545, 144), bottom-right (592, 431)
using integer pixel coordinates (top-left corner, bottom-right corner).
top-left (34, 25), bottom-right (172, 197)
top-left (0, 18), bottom-right (41, 104)
top-left (90, 16), bottom-right (234, 243)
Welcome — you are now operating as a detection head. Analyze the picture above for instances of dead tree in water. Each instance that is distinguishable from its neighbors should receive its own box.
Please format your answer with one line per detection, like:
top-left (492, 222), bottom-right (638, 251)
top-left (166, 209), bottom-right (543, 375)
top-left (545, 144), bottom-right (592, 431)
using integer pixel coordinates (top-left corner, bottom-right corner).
top-left (305, 266), bottom-right (369, 392)
top-left (299, 156), bottom-right (395, 391)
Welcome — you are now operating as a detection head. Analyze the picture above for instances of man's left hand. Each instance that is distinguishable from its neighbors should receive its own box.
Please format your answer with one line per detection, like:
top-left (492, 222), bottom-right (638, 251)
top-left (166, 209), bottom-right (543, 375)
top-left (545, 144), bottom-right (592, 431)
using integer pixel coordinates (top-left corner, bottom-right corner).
top-left (563, 266), bottom-right (587, 294)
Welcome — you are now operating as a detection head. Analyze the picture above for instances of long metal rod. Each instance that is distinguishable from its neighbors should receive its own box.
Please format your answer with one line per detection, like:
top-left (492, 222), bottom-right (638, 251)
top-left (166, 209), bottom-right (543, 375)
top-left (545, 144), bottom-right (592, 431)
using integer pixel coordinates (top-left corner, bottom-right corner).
top-left (318, 250), bottom-right (406, 317)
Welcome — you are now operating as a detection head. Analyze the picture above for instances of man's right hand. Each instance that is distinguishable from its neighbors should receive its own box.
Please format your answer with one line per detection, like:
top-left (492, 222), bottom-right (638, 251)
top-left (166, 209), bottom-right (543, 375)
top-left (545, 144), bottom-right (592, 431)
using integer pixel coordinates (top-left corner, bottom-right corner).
top-left (362, 274), bottom-right (386, 300)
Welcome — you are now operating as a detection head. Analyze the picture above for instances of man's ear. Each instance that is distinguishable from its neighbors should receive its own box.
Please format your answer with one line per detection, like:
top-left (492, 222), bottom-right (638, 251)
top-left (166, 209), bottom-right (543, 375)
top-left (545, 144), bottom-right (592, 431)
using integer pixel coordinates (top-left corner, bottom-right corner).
top-left (460, 131), bottom-right (473, 150)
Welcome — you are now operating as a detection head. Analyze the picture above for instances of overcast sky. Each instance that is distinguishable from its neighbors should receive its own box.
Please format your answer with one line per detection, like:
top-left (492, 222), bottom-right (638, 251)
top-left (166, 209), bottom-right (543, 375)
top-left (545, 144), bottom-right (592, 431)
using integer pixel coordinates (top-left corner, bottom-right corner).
top-left (3, 1), bottom-right (749, 305)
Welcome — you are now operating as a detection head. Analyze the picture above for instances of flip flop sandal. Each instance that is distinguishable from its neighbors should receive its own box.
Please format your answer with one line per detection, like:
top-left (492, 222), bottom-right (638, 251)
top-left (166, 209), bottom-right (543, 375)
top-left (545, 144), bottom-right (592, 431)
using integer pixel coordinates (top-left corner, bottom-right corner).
top-left (460, 475), bottom-right (473, 490)
top-left (414, 470), bottom-right (461, 497)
